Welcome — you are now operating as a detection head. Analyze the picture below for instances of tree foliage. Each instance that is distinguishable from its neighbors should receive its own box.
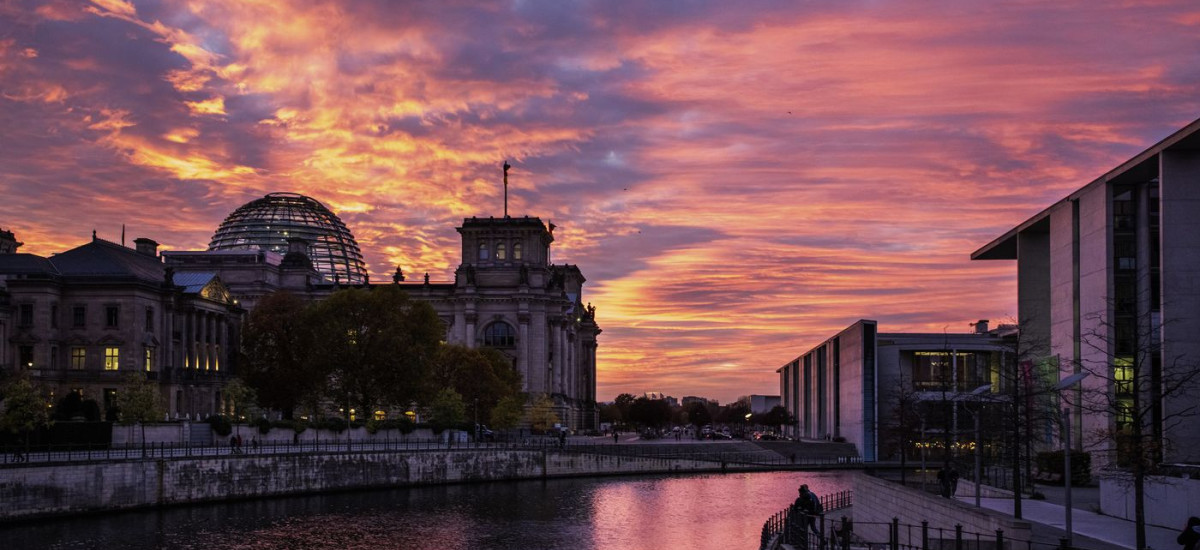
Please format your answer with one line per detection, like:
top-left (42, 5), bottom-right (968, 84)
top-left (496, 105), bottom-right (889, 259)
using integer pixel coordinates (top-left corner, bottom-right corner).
top-left (115, 372), bottom-right (162, 425)
top-left (528, 393), bottom-right (560, 432)
top-left (490, 394), bottom-right (525, 430)
top-left (628, 397), bottom-right (671, 427)
top-left (239, 291), bottom-right (322, 419)
top-left (222, 377), bottom-right (258, 421)
top-left (429, 388), bottom-right (466, 433)
top-left (429, 344), bottom-right (521, 424)
top-left (0, 375), bottom-right (51, 436)
top-left (308, 286), bottom-right (443, 418)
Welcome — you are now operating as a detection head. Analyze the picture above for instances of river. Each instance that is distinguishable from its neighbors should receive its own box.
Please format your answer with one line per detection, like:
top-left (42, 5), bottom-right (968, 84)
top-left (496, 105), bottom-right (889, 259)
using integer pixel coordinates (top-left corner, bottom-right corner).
top-left (4, 470), bottom-right (851, 549)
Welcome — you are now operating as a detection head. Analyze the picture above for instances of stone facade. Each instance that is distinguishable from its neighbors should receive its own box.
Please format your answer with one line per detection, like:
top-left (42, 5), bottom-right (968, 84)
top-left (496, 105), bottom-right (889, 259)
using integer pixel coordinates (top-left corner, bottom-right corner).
top-left (0, 235), bottom-right (241, 419)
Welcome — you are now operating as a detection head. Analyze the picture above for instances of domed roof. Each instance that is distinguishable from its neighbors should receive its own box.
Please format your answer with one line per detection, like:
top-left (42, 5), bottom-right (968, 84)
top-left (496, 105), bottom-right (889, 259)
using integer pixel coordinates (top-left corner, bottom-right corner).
top-left (209, 192), bottom-right (368, 284)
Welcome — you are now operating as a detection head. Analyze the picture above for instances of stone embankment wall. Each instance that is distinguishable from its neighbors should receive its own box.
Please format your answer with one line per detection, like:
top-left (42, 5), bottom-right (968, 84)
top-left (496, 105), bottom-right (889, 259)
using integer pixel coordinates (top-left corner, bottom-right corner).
top-left (1101, 471), bottom-right (1199, 529)
top-left (0, 450), bottom-right (727, 521)
top-left (852, 474), bottom-right (1032, 544)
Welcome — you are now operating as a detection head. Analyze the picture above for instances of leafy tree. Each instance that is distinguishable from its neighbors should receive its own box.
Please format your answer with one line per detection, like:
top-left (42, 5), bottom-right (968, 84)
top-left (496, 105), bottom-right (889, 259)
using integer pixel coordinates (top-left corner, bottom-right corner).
top-left (1, 375), bottom-right (51, 452)
top-left (716, 400), bottom-right (750, 424)
top-left (491, 394), bottom-right (525, 431)
top-left (52, 392), bottom-right (101, 422)
top-left (598, 401), bottom-right (622, 424)
top-left (528, 393), bottom-right (560, 432)
top-left (429, 388), bottom-right (467, 433)
top-left (222, 377), bottom-right (258, 422)
top-left (613, 393), bottom-right (636, 422)
top-left (755, 405), bottom-right (793, 430)
top-left (628, 397), bottom-right (671, 428)
top-left (309, 286), bottom-right (443, 421)
top-left (685, 401), bottom-right (711, 428)
top-left (240, 291), bottom-right (322, 419)
top-left (116, 372), bottom-right (163, 448)
top-left (429, 344), bottom-right (521, 425)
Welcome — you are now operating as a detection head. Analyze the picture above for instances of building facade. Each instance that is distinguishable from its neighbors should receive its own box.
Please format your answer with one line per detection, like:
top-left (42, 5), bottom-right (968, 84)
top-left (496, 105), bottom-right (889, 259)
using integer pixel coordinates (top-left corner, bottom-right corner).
top-left (0, 235), bottom-right (241, 419)
top-left (973, 118), bottom-right (1200, 465)
top-left (777, 320), bottom-right (1011, 461)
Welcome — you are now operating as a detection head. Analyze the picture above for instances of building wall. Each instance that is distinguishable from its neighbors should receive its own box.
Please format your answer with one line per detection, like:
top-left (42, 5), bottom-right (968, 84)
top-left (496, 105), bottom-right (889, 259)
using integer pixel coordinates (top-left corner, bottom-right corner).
top-left (1160, 149), bottom-right (1200, 461)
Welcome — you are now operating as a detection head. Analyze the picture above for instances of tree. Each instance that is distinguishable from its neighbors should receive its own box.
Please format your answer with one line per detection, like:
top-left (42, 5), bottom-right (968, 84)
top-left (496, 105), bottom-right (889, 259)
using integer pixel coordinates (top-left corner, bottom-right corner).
top-left (754, 405), bottom-right (793, 431)
top-left (613, 393), bottom-right (636, 424)
top-left (116, 372), bottom-right (163, 448)
top-left (429, 344), bottom-right (521, 425)
top-left (309, 286), bottom-right (443, 421)
top-left (239, 291), bottom-right (322, 419)
top-left (528, 393), bottom-right (560, 432)
top-left (429, 388), bottom-right (467, 434)
top-left (1075, 305), bottom-right (1200, 550)
top-left (52, 392), bottom-right (101, 422)
top-left (491, 394), bottom-right (525, 431)
top-left (628, 397), bottom-right (670, 428)
top-left (222, 377), bottom-right (258, 421)
top-left (0, 375), bottom-right (51, 453)
top-left (684, 401), bottom-right (711, 429)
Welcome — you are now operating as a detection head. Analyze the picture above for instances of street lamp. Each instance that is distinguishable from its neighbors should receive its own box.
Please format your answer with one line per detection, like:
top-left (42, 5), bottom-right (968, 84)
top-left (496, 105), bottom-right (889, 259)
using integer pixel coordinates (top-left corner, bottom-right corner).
top-left (1053, 372), bottom-right (1089, 548)
top-left (964, 384), bottom-right (992, 508)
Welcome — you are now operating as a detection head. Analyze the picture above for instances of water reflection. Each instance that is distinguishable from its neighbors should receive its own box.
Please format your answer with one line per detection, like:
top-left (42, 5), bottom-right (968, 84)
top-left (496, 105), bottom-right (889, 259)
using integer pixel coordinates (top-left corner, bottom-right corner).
top-left (4, 471), bottom-right (850, 549)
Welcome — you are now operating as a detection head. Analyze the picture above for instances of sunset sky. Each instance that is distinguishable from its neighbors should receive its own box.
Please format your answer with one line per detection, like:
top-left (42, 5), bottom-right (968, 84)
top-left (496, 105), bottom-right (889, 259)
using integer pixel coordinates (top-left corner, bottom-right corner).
top-left (3, 1), bottom-right (1199, 404)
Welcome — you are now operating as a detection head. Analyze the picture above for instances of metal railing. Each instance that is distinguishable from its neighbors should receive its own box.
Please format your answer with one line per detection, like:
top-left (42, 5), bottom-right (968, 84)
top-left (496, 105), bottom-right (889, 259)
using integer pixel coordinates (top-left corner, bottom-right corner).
top-left (766, 512), bottom-right (1081, 550)
top-left (761, 490), bottom-right (853, 550)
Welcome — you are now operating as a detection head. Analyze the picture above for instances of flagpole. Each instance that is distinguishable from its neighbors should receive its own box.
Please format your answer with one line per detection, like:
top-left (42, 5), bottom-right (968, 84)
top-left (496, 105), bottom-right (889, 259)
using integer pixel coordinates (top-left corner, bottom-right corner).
top-left (503, 160), bottom-right (511, 218)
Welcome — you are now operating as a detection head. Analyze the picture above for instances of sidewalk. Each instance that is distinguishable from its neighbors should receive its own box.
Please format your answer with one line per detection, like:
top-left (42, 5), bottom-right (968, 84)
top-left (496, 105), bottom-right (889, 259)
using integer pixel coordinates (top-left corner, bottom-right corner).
top-left (957, 488), bottom-right (1177, 550)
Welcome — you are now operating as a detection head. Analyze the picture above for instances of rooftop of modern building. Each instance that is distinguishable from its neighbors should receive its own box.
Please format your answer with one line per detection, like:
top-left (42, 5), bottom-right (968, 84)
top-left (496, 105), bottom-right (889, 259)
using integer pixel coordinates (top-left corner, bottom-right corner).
top-left (972, 116), bottom-right (1200, 261)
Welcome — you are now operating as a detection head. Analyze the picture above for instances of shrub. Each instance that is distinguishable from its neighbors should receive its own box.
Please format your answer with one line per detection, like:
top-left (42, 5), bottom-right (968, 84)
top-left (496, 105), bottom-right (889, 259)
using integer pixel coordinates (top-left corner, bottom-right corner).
top-left (253, 417), bottom-right (272, 435)
top-left (315, 417), bottom-right (347, 433)
top-left (271, 420), bottom-right (306, 434)
top-left (207, 415), bottom-right (233, 437)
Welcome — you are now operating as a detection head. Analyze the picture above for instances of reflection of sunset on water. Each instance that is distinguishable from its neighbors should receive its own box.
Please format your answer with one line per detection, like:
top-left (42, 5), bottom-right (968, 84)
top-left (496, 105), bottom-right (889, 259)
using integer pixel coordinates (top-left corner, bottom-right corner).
top-left (4, 1), bottom-right (1200, 401)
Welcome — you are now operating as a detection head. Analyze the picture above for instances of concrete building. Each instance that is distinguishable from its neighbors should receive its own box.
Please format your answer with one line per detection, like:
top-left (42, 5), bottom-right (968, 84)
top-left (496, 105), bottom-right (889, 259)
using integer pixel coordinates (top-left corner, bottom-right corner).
top-left (748, 394), bottom-right (780, 414)
top-left (777, 320), bottom-right (1011, 461)
top-left (972, 118), bottom-right (1200, 465)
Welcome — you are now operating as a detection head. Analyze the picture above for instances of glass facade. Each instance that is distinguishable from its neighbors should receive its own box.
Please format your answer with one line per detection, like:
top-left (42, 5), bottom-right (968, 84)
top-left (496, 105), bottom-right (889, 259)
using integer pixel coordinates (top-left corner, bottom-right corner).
top-left (209, 192), bottom-right (368, 284)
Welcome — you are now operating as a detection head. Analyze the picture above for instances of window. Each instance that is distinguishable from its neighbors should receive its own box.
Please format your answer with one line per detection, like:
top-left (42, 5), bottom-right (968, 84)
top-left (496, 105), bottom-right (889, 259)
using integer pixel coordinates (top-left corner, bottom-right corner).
top-left (50, 346), bottom-right (59, 369)
top-left (105, 306), bottom-right (119, 328)
top-left (512, 242), bottom-right (522, 260)
top-left (496, 242), bottom-right (507, 260)
top-left (19, 304), bottom-right (33, 327)
top-left (374, 410), bottom-right (387, 421)
top-left (104, 347), bottom-right (120, 370)
top-left (145, 308), bottom-right (154, 332)
top-left (144, 347), bottom-right (154, 372)
top-left (71, 347), bottom-right (86, 370)
top-left (482, 321), bottom-right (516, 347)
top-left (478, 243), bottom-right (489, 260)
top-left (51, 304), bottom-right (58, 328)
top-left (1114, 359), bottom-right (1133, 395)
top-left (73, 306), bottom-right (86, 327)
top-left (19, 345), bottom-right (33, 368)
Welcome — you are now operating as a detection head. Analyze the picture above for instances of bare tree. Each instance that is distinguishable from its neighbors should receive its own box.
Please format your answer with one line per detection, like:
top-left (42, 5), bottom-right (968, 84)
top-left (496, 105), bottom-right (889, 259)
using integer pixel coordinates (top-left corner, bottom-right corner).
top-left (1075, 306), bottom-right (1200, 550)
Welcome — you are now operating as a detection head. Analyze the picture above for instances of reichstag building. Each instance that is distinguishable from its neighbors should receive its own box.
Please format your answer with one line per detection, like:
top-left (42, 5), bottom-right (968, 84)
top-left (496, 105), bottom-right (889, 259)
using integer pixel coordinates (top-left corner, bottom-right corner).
top-left (0, 194), bottom-right (600, 429)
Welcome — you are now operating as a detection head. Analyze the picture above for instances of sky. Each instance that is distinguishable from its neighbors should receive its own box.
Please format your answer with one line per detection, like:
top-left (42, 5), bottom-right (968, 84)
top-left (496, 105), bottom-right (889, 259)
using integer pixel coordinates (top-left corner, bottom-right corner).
top-left (2, 1), bottom-right (1199, 404)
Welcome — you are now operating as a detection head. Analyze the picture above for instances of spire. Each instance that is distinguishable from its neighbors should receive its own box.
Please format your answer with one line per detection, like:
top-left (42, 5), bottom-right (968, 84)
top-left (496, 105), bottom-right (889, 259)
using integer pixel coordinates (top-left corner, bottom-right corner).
top-left (503, 160), bottom-right (511, 218)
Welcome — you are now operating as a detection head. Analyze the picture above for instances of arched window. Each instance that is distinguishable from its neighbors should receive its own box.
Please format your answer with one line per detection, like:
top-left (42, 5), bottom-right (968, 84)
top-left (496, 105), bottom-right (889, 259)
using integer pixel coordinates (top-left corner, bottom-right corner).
top-left (478, 243), bottom-right (488, 260)
top-left (512, 242), bottom-right (522, 260)
top-left (482, 321), bottom-right (516, 347)
top-left (496, 241), bottom-right (507, 260)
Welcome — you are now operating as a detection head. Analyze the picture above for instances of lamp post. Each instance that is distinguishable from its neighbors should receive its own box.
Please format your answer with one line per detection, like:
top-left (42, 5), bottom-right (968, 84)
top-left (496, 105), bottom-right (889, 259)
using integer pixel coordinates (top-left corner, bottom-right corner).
top-left (1053, 372), bottom-right (1089, 549)
top-left (965, 384), bottom-right (992, 508)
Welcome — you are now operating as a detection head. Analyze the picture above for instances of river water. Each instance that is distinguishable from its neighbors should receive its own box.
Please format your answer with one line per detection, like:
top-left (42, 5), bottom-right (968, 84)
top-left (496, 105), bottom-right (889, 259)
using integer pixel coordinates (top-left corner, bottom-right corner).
top-left (4, 471), bottom-right (851, 550)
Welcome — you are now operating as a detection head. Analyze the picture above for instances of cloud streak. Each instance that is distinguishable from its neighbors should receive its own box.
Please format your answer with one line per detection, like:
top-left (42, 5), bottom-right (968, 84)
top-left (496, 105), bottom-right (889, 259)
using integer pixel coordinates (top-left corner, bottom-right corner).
top-left (2, 0), bottom-right (1199, 403)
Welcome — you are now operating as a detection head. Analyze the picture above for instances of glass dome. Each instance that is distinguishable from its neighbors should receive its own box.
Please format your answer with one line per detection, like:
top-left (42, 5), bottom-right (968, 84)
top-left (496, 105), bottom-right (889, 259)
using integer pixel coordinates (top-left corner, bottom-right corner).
top-left (209, 192), bottom-right (368, 284)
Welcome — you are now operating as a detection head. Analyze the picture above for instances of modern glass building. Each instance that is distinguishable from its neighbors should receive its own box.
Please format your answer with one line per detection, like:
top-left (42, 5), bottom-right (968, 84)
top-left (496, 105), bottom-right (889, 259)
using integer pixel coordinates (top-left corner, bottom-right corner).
top-left (208, 192), bottom-right (368, 284)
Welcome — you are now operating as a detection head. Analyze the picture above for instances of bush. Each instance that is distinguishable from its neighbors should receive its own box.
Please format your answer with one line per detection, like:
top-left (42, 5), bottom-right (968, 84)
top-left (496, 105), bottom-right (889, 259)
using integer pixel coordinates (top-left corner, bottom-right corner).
top-left (314, 417), bottom-right (347, 433)
top-left (1036, 450), bottom-right (1091, 486)
top-left (253, 417), bottom-right (272, 435)
top-left (271, 420), bottom-right (306, 434)
top-left (207, 415), bottom-right (233, 437)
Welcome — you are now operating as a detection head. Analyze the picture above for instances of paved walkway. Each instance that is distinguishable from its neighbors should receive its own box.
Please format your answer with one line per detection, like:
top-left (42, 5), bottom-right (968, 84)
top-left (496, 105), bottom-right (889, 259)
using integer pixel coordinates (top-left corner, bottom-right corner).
top-left (957, 488), bottom-right (1178, 550)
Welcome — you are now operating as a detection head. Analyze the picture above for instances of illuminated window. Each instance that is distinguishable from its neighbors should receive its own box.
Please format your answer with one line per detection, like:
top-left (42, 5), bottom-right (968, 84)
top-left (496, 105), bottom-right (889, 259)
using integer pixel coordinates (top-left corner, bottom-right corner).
top-left (144, 347), bottom-right (154, 372)
top-left (513, 242), bottom-right (522, 260)
top-left (71, 347), bottom-right (86, 370)
top-left (374, 410), bottom-right (387, 421)
top-left (1114, 358), bottom-right (1133, 395)
top-left (478, 243), bottom-right (488, 260)
top-left (482, 321), bottom-right (516, 347)
top-left (496, 242), bottom-right (507, 260)
top-left (104, 347), bottom-right (120, 371)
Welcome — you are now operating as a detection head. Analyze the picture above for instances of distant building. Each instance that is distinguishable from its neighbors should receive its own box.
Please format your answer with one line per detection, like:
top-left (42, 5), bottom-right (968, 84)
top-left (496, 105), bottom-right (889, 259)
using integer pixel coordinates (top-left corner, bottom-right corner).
top-left (642, 392), bottom-right (678, 408)
top-left (748, 394), bottom-right (780, 414)
top-left (777, 320), bottom-right (1011, 461)
top-left (972, 118), bottom-right (1200, 465)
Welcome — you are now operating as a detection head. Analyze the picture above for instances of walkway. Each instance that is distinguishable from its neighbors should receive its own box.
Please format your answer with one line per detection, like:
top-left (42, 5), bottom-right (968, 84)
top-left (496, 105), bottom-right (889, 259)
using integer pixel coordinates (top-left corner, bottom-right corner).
top-left (957, 487), bottom-right (1177, 550)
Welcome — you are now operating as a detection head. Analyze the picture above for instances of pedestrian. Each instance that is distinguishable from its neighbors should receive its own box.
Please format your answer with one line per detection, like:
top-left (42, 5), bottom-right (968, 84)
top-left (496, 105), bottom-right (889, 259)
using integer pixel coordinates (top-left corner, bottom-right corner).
top-left (1179, 516), bottom-right (1200, 550)
top-left (613, 430), bottom-right (619, 444)
top-left (937, 468), bottom-right (950, 498)
top-left (794, 484), bottom-right (823, 537)
top-left (948, 466), bottom-right (960, 496)
top-left (230, 434), bottom-right (239, 454)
